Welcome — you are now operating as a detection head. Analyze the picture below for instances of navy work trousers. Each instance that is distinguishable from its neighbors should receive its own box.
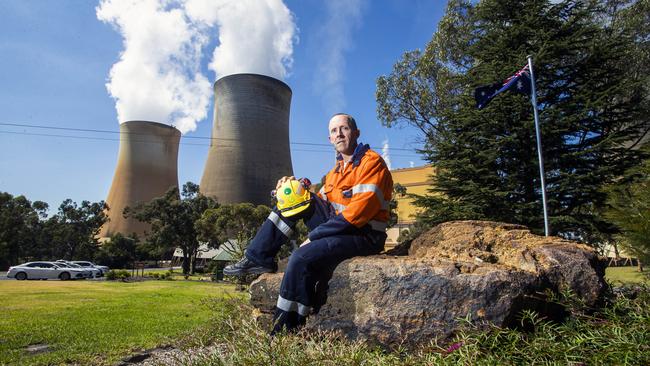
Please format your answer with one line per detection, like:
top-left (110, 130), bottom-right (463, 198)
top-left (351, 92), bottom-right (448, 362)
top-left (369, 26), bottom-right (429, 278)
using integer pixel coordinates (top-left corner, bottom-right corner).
top-left (245, 195), bottom-right (385, 334)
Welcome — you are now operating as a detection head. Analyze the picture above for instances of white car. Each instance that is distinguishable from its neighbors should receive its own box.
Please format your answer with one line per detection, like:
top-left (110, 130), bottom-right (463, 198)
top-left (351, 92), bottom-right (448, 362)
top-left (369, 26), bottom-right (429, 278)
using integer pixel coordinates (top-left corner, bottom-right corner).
top-left (7, 261), bottom-right (88, 280)
top-left (55, 261), bottom-right (97, 278)
top-left (72, 261), bottom-right (109, 276)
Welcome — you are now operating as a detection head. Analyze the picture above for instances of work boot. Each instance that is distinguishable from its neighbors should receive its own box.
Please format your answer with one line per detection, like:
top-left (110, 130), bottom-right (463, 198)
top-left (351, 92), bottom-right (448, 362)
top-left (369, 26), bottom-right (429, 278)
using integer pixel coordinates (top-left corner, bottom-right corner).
top-left (223, 257), bottom-right (276, 276)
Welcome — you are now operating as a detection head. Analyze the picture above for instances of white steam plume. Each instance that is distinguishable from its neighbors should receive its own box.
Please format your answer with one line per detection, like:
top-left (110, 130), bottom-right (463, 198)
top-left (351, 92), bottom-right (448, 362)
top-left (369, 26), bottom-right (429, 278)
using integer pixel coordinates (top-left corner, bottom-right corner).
top-left (97, 0), bottom-right (210, 134)
top-left (185, 0), bottom-right (296, 80)
top-left (97, 0), bottom-right (297, 134)
top-left (382, 139), bottom-right (392, 170)
top-left (314, 0), bottom-right (364, 111)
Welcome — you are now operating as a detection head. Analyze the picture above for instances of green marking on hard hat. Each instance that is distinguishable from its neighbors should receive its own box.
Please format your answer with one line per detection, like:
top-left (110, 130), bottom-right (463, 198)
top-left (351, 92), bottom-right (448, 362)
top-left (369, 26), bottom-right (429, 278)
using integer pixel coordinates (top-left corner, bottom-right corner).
top-left (284, 187), bottom-right (292, 195)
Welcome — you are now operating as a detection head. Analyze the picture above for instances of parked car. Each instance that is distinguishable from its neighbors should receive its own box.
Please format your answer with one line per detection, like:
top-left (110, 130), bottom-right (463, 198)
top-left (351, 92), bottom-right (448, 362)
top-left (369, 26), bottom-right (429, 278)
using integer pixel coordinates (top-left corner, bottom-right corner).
top-left (71, 261), bottom-right (109, 276)
top-left (54, 260), bottom-right (97, 278)
top-left (7, 261), bottom-right (87, 280)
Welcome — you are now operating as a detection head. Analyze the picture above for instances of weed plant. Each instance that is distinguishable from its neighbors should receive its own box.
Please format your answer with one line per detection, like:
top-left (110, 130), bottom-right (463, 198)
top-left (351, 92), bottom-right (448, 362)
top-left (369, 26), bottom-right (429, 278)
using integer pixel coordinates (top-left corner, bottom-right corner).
top-left (181, 285), bottom-right (650, 365)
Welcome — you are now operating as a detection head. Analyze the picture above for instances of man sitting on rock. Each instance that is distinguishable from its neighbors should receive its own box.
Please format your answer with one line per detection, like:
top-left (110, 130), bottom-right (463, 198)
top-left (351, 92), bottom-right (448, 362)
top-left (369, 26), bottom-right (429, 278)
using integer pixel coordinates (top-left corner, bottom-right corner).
top-left (224, 113), bottom-right (393, 334)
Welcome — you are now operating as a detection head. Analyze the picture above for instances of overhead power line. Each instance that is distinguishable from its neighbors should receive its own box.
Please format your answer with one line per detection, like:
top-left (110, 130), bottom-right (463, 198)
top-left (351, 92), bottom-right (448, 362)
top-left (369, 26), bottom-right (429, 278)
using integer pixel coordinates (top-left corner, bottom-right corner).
top-left (0, 122), bottom-right (421, 153)
top-left (0, 129), bottom-right (422, 158)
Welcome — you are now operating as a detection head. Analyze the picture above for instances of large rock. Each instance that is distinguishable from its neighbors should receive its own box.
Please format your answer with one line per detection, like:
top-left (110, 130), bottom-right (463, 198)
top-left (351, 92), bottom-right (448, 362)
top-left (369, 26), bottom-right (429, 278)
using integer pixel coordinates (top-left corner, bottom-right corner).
top-left (409, 221), bottom-right (607, 305)
top-left (250, 221), bottom-right (607, 349)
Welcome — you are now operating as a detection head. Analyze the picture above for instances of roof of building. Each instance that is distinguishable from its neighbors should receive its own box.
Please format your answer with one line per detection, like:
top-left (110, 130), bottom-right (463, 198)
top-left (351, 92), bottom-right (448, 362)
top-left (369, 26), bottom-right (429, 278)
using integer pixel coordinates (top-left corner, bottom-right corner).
top-left (172, 241), bottom-right (238, 261)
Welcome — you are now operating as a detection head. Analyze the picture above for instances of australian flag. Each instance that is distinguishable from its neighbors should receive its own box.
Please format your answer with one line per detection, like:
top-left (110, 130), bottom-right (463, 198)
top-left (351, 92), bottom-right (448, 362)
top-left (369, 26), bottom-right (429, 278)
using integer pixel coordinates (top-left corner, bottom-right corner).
top-left (474, 65), bottom-right (531, 109)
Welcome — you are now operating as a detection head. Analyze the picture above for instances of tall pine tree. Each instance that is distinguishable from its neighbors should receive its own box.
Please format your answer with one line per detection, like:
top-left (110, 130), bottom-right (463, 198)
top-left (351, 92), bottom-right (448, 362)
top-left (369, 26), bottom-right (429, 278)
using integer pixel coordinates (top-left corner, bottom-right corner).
top-left (376, 0), bottom-right (649, 242)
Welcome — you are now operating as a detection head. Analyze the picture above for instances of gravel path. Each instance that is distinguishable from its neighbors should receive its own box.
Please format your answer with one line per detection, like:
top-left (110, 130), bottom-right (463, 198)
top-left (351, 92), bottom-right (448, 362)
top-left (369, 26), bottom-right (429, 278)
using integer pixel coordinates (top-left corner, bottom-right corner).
top-left (117, 344), bottom-right (226, 366)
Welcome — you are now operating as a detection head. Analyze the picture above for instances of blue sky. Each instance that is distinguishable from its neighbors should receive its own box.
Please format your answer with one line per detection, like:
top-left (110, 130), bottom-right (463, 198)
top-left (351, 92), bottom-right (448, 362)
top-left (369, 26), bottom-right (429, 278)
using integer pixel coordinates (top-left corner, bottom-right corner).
top-left (0, 0), bottom-right (444, 210)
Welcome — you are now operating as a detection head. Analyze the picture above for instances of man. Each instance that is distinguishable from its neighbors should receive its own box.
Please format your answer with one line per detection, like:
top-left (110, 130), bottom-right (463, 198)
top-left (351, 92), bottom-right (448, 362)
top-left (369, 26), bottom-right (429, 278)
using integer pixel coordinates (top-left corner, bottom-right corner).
top-left (224, 113), bottom-right (393, 334)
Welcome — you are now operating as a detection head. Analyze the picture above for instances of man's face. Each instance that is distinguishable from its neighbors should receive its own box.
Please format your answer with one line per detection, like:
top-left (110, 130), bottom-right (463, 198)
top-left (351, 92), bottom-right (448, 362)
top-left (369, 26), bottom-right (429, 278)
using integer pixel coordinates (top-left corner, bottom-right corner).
top-left (328, 115), bottom-right (360, 156)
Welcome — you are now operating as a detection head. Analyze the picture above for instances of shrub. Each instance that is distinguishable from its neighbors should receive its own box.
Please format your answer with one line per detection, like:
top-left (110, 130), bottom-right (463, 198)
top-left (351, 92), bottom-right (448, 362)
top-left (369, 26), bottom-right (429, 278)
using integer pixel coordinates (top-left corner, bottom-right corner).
top-left (105, 270), bottom-right (131, 281)
top-left (205, 260), bottom-right (221, 274)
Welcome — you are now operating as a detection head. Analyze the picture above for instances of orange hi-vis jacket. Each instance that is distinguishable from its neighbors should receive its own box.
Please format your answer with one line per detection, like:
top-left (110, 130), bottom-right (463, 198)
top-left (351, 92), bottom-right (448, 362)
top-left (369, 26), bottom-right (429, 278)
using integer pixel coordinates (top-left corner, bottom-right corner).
top-left (308, 143), bottom-right (393, 241)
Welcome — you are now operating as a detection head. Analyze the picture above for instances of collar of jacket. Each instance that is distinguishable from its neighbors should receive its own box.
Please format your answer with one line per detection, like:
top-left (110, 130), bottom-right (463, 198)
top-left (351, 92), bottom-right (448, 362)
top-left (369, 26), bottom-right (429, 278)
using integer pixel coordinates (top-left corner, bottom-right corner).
top-left (335, 143), bottom-right (369, 172)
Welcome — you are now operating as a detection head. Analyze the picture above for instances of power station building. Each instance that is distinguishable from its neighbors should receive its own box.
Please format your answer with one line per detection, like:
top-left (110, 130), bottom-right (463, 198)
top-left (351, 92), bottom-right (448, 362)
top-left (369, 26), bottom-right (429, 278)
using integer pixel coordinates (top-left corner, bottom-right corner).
top-left (99, 121), bottom-right (180, 241)
top-left (100, 73), bottom-right (294, 240)
top-left (200, 73), bottom-right (294, 205)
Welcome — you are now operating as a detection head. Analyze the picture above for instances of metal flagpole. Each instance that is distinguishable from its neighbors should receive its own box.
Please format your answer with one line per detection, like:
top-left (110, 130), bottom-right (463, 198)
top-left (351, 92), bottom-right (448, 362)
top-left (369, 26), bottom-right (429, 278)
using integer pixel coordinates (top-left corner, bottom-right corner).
top-left (527, 55), bottom-right (550, 236)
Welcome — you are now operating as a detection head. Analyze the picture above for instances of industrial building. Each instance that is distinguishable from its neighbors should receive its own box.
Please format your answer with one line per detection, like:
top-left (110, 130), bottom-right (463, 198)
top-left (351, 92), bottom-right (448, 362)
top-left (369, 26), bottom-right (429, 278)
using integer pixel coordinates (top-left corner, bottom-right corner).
top-left (100, 73), bottom-right (293, 241)
top-left (385, 164), bottom-right (435, 249)
top-left (200, 73), bottom-right (293, 205)
top-left (99, 121), bottom-right (180, 241)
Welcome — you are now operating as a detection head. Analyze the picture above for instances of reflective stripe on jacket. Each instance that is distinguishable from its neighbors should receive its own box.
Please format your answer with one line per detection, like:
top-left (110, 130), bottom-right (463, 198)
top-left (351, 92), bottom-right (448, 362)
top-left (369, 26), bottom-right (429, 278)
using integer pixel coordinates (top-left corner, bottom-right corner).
top-left (309, 143), bottom-right (393, 241)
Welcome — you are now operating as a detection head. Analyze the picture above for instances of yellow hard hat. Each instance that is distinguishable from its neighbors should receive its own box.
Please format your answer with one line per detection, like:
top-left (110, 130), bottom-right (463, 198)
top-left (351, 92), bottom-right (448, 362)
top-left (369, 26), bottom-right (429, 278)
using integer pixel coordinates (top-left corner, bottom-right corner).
top-left (276, 179), bottom-right (311, 217)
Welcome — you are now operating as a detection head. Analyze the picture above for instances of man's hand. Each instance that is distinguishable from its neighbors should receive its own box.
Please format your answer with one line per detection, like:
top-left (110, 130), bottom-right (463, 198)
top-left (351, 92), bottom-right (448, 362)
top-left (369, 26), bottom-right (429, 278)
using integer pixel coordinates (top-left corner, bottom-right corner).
top-left (276, 176), bottom-right (296, 190)
top-left (300, 238), bottom-right (310, 247)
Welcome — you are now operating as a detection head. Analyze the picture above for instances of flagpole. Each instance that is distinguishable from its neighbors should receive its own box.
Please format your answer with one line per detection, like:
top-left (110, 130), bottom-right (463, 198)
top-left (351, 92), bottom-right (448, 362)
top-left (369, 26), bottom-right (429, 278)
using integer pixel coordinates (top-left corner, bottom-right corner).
top-left (527, 55), bottom-right (550, 236)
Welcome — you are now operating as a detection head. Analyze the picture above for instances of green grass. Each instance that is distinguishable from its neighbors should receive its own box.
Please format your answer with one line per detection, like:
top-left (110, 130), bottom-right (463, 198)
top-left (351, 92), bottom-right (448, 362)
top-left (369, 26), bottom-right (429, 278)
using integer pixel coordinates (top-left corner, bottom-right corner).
top-left (0, 280), bottom-right (240, 365)
top-left (2, 269), bottom-right (649, 365)
top-left (115, 268), bottom-right (216, 281)
top-left (185, 286), bottom-right (650, 365)
top-left (606, 266), bottom-right (649, 285)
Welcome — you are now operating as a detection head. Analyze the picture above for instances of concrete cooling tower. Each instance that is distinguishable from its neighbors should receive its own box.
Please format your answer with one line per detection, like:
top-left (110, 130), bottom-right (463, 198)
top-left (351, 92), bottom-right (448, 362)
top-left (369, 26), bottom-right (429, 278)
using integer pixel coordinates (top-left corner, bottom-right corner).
top-left (99, 121), bottom-right (180, 240)
top-left (200, 73), bottom-right (293, 205)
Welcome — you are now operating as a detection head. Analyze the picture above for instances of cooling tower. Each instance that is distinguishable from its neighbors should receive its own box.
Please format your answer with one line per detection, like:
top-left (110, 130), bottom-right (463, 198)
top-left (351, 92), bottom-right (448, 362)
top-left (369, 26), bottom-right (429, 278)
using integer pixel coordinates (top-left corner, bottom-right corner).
top-left (99, 121), bottom-right (180, 240)
top-left (200, 73), bottom-right (293, 204)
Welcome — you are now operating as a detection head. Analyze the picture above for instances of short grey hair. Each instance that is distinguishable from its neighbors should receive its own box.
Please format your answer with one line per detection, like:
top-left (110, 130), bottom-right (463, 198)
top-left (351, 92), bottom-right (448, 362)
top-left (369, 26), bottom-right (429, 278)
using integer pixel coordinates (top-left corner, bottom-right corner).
top-left (332, 113), bottom-right (358, 131)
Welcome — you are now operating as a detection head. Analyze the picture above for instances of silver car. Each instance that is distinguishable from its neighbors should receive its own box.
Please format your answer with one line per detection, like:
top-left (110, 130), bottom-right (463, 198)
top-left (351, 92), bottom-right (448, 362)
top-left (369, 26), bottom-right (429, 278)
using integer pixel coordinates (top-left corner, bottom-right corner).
top-left (72, 261), bottom-right (109, 277)
top-left (54, 261), bottom-right (96, 278)
top-left (7, 261), bottom-right (87, 280)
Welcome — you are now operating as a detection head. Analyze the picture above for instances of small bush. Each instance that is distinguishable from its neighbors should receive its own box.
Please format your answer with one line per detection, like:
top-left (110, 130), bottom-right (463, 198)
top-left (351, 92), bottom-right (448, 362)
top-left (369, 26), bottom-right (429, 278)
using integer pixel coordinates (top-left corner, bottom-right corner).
top-left (105, 270), bottom-right (131, 281)
top-left (205, 260), bottom-right (222, 274)
top-left (146, 271), bottom-right (172, 280)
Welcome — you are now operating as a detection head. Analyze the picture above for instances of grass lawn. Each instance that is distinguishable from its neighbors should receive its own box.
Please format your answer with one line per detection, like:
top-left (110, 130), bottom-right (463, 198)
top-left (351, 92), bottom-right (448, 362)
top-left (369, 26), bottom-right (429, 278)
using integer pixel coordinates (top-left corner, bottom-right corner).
top-left (0, 280), bottom-right (240, 365)
top-left (2, 267), bottom-right (647, 365)
top-left (605, 266), bottom-right (649, 285)
top-left (114, 268), bottom-right (215, 281)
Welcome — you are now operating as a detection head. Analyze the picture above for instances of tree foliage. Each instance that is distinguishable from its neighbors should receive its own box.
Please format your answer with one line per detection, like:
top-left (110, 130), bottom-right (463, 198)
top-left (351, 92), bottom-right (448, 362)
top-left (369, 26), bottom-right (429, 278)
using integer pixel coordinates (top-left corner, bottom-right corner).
top-left (127, 182), bottom-right (218, 274)
top-left (196, 203), bottom-right (272, 263)
top-left (0, 192), bottom-right (108, 269)
top-left (95, 233), bottom-right (150, 269)
top-left (604, 148), bottom-right (650, 264)
top-left (45, 199), bottom-right (107, 260)
top-left (0, 193), bottom-right (48, 269)
top-left (377, 0), bottom-right (649, 241)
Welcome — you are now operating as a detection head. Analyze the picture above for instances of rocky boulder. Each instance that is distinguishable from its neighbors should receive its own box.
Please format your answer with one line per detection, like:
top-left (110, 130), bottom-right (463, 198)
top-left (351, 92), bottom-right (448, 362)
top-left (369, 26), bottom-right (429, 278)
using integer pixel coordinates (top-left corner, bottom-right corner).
top-left (250, 221), bottom-right (607, 349)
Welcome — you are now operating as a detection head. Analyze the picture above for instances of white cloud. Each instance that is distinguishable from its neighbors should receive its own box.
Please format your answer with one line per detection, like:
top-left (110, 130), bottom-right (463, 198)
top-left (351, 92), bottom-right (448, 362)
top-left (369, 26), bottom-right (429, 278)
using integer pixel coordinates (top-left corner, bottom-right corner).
top-left (97, 0), bottom-right (297, 134)
top-left (382, 139), bottom-right (392, 170)
top-left (313, 0), bottom-right (365, 112)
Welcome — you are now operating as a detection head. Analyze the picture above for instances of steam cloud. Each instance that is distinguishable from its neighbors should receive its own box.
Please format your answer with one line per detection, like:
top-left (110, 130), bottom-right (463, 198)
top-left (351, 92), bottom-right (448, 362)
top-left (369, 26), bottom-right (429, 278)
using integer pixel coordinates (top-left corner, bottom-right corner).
top-left (97, 0), bottom-right (296, 134)
top-left (382, 139), bottom-right (392, 170)
top-left (314, 0), bottom-right (365, 111)
top-left (185, 0), bottom-right (296, 80)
